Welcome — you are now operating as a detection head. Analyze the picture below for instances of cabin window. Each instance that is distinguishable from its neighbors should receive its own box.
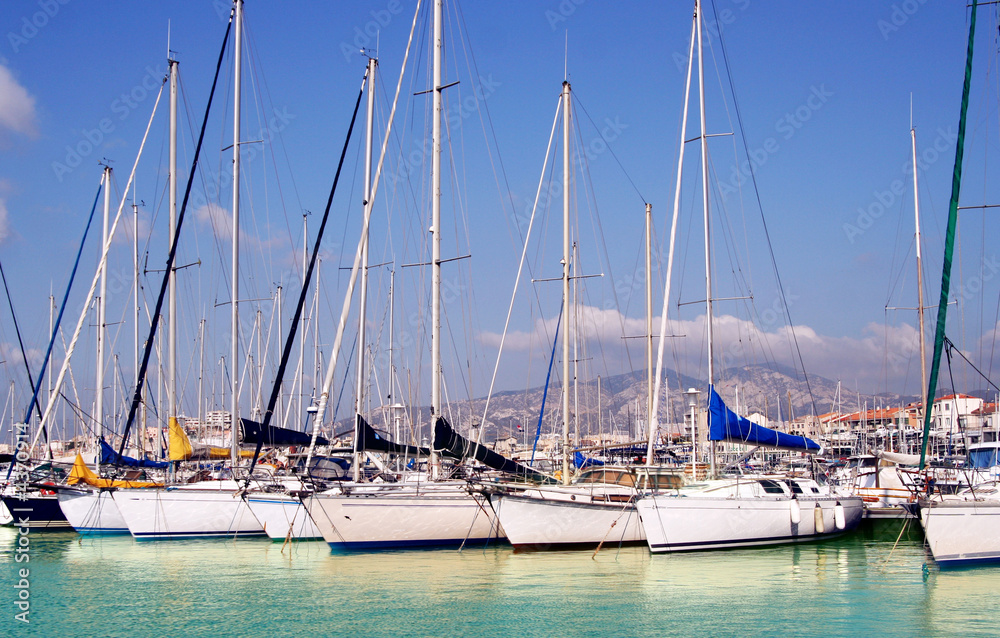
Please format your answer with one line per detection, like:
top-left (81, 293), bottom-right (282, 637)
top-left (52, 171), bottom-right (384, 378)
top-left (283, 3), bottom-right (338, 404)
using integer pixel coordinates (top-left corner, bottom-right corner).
top-left (783, 480), bottom-right (804, 494)
top-left (758, 479), bottom-right (785, 494)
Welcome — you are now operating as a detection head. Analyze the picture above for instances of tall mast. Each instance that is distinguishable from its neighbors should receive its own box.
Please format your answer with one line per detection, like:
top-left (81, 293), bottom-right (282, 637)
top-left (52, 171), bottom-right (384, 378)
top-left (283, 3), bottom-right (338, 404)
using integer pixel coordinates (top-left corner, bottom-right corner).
top-left (168, 57), bottom-right (179, 442)
top-left (230, 0), bottom-right (243, 466)
top-left (911, 126), bottom-right (928, 425)
top-left (97, 165), bottom-right (110, 468)
top-left (561, 79), bottom-right (571, 486)
top-left (430, 0), bottom-right (442, 478)
top-left (297, 213), bottom-right (306, 429)
top-left (696, 0), bottom-right (712, 388)
top-left (695, 0), bottom-right (714, 476)
top-left (644, 202), bottom-right (655, 466)
top-left (354, 55), bottom-right (377, 482)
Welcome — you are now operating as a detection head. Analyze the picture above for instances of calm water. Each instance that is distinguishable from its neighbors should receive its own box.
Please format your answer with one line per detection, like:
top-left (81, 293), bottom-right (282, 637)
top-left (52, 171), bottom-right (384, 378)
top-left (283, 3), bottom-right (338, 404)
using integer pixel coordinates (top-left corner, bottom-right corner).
top-left (2, 522), bottom-right (998, 637)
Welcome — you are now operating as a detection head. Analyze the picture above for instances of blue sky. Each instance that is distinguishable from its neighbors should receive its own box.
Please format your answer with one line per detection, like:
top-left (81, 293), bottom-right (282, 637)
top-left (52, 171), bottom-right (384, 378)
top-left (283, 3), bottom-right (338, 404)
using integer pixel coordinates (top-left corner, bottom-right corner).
top-left (0, 0), bottom-right (998, 439)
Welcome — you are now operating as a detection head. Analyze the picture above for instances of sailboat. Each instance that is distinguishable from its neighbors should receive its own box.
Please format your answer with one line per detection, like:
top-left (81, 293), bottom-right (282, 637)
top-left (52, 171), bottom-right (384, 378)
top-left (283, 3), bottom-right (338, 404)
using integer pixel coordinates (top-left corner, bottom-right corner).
top-left (485, 81), bottom-right (681, 550)
top-left (302, 0), bottom-right (511, 550)
top-left (109, 1), bottom-right (267, 539)
top-left (910, 0), bottom-right (1000, 565)
top-left (634, 0), bottom-right (862, 553)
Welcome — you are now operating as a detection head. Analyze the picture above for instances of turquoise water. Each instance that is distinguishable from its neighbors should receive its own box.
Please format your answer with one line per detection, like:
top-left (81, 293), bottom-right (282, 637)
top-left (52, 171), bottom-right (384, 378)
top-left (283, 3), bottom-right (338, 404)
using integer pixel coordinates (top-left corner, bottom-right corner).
top-left (2, 523), bottom-right (999, 637)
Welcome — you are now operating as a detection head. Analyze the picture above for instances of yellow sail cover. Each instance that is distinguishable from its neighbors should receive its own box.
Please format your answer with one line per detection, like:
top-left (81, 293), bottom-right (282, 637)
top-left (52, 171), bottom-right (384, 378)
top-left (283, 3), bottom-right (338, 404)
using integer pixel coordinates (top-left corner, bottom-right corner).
top-left (168, 416), bottom-right (194, 461)
top-left (66, 453), bottom-right (163, 488)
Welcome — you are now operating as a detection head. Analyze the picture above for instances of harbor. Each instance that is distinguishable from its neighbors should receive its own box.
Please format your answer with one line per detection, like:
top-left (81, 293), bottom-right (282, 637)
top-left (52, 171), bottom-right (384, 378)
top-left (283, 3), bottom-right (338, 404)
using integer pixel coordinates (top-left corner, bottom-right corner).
top-left (3, 0), bottom-right (1000, 634)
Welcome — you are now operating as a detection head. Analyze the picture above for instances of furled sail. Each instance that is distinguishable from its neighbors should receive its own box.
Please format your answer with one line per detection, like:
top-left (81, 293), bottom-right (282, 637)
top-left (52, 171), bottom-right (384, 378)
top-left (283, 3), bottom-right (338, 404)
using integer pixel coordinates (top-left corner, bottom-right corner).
top-left (240, 418), bottom-right (329, 447)
top-left (433, 417), bottom-right (552, 483)
top-left (68, 453), bottom-right (163, 488)
top-left (707, 386), bottom-right (820, 453)
top-left (100, 439), bottom-right (169, 469)
top-left (357, 415), bottom-right (429, 456)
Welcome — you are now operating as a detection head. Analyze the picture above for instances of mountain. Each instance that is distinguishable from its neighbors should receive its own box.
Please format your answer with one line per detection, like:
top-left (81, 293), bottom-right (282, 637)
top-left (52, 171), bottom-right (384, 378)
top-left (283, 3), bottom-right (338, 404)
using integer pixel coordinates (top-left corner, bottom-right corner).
top-left (359, 364), bottom-right (917, 443)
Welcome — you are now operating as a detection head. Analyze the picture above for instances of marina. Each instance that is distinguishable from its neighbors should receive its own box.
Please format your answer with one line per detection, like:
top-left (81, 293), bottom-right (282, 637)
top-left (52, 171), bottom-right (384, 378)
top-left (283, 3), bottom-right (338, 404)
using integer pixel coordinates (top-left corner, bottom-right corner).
top-left (4, 0), bottom-right (1000, 634)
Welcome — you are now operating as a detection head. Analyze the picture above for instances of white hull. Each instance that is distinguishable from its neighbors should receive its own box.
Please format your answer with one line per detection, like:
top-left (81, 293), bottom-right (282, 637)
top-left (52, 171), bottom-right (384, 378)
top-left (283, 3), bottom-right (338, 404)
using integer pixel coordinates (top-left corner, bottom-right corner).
top-left (245, 493), bottom-right (321, 540)
top-left (57, 488), bottom-right (129, 534)
top-left (637, 478), bottom-right (864, 553)
top-left (492, 493), bottom-right (644, 548)
top-left (112, 482), bottom-right (264, 539)
top-left (919, 498), bottom-right (1000, 565)
top-left (303, 482), bottom-right (502, 549)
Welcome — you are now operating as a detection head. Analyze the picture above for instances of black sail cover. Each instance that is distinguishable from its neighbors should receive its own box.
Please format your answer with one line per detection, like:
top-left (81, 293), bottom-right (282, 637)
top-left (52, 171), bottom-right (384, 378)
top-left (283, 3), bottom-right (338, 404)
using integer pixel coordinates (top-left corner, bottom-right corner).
top-left (241, 418), bottom-right (329, 447)
top-left (357, 415), bottom-right (430, 456)
top-left (433, 417), bottom-right (552, 483)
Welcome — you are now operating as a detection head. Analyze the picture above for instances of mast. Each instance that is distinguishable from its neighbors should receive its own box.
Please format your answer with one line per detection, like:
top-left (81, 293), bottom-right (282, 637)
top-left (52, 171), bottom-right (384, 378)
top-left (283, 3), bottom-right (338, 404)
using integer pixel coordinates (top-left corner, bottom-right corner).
top-left (230, 0), bottom-right (243, 467)
top-left (911, 126), bottom-right (928, 427)
top-left (695, 0), bottom-right (715, 477)
top-left (168, 56), bottom-right (179, 448)
top-left (297, 213), bottom-right (306, 429)
top-left (430, 0), bottom-right (442, 478)
top-left (645, 203), bottom-right (655, 466)
top-left (920, 0), bottom-right (978, 469)
top-left (96, 165), bottom-right (110, 470)
top-left (354, 55), bottom-right (377, 482)
top-left (561, 79), bottom-right (571, 486)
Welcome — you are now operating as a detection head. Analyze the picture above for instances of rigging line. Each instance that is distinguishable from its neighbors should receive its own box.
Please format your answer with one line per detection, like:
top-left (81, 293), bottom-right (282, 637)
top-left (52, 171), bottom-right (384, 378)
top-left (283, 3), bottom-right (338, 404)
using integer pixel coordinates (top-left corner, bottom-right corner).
top-left (922, 0), bottom-right (979, 469)
top-left (709, 0), bottom-right (819, 419)
top-left (118, 11), bottom-right (234, 464)
top-left (573, 95), bottom-right (646, 205)
top-left (246, 68), bottom-right (368, 475)
top-left (945, 336), bottom-right (1000, 394)
top-left (4, 181), bottom-right (102, 484)
top-left (571, 103), bottom-right (635, 376)
top-left (0, 259), bottom-right (45, 428)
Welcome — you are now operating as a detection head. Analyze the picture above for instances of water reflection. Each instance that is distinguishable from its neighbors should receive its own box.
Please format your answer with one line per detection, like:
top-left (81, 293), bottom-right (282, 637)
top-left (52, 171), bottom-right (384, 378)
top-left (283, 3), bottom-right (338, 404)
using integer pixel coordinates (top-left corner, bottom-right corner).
top-left (1, 526), bottom-right (997, 636)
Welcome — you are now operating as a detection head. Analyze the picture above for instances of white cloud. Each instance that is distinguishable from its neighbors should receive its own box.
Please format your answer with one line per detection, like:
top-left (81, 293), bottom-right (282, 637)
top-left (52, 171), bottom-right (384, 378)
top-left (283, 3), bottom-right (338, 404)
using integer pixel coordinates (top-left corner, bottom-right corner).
top-left (195, 202), bottom-right (233, 239)
top-left (0, 198), bottom-right (10, 245)
top-left (0, 65), bottom-right (38, 138)
top-left (478, 305), bottom-right (937, 395)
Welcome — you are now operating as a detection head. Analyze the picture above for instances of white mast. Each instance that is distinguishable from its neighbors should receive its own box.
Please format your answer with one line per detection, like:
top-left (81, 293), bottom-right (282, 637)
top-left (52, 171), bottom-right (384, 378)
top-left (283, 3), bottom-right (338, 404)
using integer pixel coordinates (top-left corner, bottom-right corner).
top-left (354, 55), bottom-right (377, 482)
top-left (911, 126), bottom-right (928, 424)
top-left (230, 0), bottom-right (243, 466)
top-left (651, 12), bottom-right (696, 445)
top-left (297, 213), bottom-right (306, 429)
top-left (644, 202), bottom-right (655, 466)
top-left (97, 165), bottom-right (110, 469)
top-left (695, 0), bottom-right (715, 476)
top-left (168, 56), bottom-right (179, 443)
top-left (561, 79), bottom-right (571, 486)
top-left (430, 0), bottom-right (443, 478)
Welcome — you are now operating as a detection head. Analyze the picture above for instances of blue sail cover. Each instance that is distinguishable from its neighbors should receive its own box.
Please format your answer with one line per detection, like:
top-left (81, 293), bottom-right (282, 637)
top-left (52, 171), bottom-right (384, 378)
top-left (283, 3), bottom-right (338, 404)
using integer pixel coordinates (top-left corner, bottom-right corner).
top-left (707, 387), bottom-right (820, 453)
top-left (573, 451), bottom-right (604, 469)
top-left (100, 439), bottom-right (170, 469)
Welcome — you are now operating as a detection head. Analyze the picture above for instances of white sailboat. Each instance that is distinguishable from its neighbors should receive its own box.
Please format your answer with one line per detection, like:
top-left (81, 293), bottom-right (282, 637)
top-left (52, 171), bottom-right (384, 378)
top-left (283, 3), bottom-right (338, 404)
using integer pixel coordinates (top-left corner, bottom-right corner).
top-left (911, 0), bottom-right (1000, 566)
top-left (303, 0), bottom-right (504, 550)
top-left (635, 0), bottom-right (862, 553)
top-left (111, 1), bottom-right (265, 539)
top-left (487, 79), bottom-right (682, 549)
